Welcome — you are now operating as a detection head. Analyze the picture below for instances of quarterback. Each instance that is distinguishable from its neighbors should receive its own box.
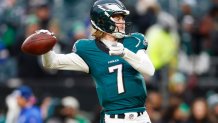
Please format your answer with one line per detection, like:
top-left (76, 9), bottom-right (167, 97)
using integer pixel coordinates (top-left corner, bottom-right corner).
top-left (41, 0), bottom-right (155, 123)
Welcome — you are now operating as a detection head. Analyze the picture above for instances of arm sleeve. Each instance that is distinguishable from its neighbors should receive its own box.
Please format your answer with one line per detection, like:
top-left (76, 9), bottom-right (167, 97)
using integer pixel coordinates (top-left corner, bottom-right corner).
top-left (122, 48), bottom-right (155, 77)
top-left (41, 51), bottom-right (89, 73)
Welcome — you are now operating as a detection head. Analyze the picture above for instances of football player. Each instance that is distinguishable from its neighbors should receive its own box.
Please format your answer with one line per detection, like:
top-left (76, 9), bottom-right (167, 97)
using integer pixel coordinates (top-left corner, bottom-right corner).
top-left (41, 0), bottom-right (155, 123)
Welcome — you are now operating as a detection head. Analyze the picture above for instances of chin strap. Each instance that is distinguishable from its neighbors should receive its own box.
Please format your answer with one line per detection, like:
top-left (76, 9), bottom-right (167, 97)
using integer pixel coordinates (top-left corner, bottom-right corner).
top-left (112, 32), bottom-right (125, 38)
top-left (111, 26), bottom-right (126, 38)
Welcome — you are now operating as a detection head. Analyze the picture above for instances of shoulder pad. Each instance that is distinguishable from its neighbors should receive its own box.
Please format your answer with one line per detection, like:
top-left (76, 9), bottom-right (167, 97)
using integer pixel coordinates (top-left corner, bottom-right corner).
top-left (72, 39), bottom-right (93, 53)
top-left (129, 33), bottom-right (148, 50)
top-left (131, 33), bottom-right (145, 42)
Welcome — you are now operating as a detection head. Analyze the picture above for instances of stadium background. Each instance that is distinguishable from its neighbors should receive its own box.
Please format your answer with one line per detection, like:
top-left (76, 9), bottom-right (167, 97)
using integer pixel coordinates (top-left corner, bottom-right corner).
top-left (0, 0), bottom-right (218, 123)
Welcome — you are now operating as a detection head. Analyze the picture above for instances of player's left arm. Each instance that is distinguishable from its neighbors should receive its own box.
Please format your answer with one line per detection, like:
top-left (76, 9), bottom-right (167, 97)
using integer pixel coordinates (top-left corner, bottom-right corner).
top-left (109, 37), bottom-right (155, 77)
top-left (122, 48), bottom-right (155, 77)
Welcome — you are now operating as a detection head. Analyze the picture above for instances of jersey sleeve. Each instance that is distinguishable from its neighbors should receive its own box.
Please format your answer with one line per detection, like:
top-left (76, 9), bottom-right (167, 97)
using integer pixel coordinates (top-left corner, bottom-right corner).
top-left (131, 33), bottom-right (148, 51)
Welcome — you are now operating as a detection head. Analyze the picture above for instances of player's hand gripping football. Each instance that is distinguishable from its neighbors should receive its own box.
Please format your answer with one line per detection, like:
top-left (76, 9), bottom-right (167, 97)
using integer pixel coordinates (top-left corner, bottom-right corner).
top-left (109, 42), bottom-right (125, 57)
top-left (21, 29), bottom-right (57, 55)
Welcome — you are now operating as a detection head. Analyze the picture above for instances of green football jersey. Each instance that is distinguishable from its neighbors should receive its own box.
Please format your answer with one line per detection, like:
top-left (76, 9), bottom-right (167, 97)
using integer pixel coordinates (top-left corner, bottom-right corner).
top-left (73, 33), bottom-right (148, 114)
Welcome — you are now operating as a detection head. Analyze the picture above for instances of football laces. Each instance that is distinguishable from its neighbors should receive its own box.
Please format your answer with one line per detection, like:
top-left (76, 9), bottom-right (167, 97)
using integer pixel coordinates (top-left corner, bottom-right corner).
top-left (35, 29), bottom-right (56, 38)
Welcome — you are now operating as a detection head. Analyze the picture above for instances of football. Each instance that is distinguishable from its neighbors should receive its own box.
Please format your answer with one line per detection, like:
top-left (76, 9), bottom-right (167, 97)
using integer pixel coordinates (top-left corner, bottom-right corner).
top-left (21, 30), bottom-right (57, 55)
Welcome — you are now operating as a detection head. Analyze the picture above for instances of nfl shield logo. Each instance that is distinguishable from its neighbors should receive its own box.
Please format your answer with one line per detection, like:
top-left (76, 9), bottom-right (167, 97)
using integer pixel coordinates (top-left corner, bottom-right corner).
top-left (129, 114), bottom-right (134, 119)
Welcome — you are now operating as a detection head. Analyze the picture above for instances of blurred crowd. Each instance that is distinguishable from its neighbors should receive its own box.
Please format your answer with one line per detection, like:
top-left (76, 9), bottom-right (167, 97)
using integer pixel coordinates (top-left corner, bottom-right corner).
top-left (1, 0), bottom-right (218, 123)
top-left (2, 85), bottom-right (90, 123)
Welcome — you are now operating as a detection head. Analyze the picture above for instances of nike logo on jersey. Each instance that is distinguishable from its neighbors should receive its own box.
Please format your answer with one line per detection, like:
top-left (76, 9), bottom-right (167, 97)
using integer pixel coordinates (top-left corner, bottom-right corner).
top-left (108, 59), bottom-right (119, 64)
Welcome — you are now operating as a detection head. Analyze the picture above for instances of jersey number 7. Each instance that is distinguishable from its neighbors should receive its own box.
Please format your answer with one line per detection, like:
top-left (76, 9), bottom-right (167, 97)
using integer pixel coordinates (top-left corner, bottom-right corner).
top-left (108, 64), bottom-right (125, 94)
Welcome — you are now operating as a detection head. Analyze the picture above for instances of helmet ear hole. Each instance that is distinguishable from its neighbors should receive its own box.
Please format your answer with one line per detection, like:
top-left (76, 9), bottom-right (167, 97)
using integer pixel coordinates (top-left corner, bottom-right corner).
top-left (109, 25), bottom-right (115, 31)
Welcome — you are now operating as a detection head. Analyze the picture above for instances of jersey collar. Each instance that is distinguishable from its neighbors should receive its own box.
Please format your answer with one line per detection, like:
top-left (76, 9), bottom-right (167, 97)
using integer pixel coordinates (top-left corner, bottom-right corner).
top-left (95, 38), bottom-right (124, 55)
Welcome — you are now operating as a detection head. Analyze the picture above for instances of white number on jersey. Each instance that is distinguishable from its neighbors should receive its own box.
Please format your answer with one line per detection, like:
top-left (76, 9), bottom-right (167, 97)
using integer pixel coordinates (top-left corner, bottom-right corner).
top-left (108, 64), bottom-right (125, 94)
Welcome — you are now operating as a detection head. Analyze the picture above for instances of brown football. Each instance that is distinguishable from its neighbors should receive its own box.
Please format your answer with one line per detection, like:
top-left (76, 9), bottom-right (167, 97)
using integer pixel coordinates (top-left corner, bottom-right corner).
top-left (21, 31), bottom-right (57, 55)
